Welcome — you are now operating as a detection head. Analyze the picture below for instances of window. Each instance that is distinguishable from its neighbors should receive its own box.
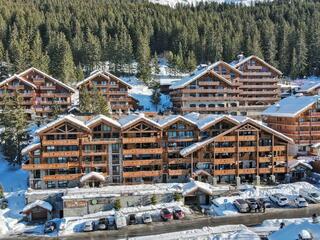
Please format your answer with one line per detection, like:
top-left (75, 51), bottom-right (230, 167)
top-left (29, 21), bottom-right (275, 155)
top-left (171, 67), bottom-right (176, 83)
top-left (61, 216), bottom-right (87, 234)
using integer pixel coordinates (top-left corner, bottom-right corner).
top-left (47, 181), bottom-right (56, 189)
top-left (58, 181), bottom-right (68, 188)
top-left (101, 124), bottom-right (111, 131)
top-left (112, 144), bottom-right (120, 153)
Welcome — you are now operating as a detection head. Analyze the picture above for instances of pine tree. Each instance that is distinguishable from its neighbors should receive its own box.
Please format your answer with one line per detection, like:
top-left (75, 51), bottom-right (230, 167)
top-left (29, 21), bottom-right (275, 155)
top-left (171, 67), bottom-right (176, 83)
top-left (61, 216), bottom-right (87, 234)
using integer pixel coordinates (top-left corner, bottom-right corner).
top-left (84, 31), bottom-right (101, 73)
top-left (152, 52), bottom-right (160, 74)
top-left (79, 86), bottom-right (93, 113)
top-left (289, 48), bottom-right (298, 79)
top-left (136, 33), bottom-right (151, 84)
top-left (185, 50), bottom-right (197, 71)
top-left (30, 31), bottom-right (49, 72)
top-left (261, 20), bottom-right (277, 66)
top-left (151, 89), bottom-right (161, 112)
top-left (48, 32), bottom-right (76, 83)
top-left (93, 90), bottom-right (111, 116)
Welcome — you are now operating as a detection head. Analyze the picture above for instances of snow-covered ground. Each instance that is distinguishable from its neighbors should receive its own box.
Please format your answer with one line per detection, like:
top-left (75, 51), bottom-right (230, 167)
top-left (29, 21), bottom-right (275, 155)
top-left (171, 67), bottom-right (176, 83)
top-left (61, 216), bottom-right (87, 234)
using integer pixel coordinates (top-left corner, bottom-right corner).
top-left (123, 76), bottom-right (172, 112)
top-left (0, 152), bottom-right (28, 236)
top-left (210, 182), bottom-right (318, 216)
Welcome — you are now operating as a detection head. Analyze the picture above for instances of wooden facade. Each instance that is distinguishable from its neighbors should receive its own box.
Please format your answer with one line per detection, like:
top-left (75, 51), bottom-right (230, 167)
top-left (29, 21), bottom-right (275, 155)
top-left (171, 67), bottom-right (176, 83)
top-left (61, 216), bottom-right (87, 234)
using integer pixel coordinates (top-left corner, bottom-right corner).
top-left (22, 113), bottom-right (294, 189)
top-left (170, 56), bottom-right (281, 117)
top-left (0, 68), bottom-right (75, 118)
top-left (76, 71), bottom-right (137, 114)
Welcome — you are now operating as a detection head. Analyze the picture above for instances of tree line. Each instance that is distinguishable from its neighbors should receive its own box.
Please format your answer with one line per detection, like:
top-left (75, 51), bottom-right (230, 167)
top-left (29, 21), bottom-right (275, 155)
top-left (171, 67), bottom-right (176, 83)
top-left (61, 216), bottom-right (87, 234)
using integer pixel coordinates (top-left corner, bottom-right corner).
top-left (0, 0), bottom-right (319, 83)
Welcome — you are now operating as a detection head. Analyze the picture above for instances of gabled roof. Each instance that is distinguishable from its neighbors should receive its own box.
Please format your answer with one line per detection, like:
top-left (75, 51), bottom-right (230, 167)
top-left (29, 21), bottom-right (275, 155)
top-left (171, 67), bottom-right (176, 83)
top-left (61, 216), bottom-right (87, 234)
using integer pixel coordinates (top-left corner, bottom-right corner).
top-left (182, 180), bottom-right (213, 196)
top-left (21, 143), bottom-right (41, 155)
top-left (80, 171), bottom-right (106, 183)
top-left (0, 75), bottom-right (37, 89)
top-left (119, 113), bottom-right (162, 130)
top-left (19, 67), bottom-right (75, 93)
top-left (86, 114), bottom-right (121, 128)
top-left (288, 160), bottom-right (312, 170)
top-left (22, 200), bottom-right (52, 213)
top-left (35, 114), bottom-right (91, 135)
top-left (234, 55), bottom-right (282, 75)
top-left (169, 61), bottom-right (239, 90)
top-left (76, 70), bottom-right (132, 89)
top-left (297, 79), bottom-right (320, 93)
top-left (262, 95), bottom-right (319, 118)
top-left (180, 119), bottom-right (293, 157)
top-left (157, 115), bottom-right (196, 128)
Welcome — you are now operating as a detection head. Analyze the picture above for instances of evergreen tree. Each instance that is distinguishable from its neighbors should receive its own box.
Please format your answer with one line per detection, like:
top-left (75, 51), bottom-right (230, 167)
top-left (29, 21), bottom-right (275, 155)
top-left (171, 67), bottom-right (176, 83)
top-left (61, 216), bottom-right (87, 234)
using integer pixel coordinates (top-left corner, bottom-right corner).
top-left (93, 90), bottom-right (111, 116)
top-left (152, 52), bottom-right (160, 74)
top-left (30, 31), bottom-right (49, 72)
top-left (151, 89), bottom-right (161, 112)
top-left (48, 32), bottom-right (76, 83)
top-left (79, 86), bottom-right (93, 113)
top-left (136, 33), bottom-right (151, 84)
top-left (261, 20), bottom-right (277, 67)
top-left (84, 31), bottom-right (101, 73)
top-left (185, 51), bottom-right (197, 71)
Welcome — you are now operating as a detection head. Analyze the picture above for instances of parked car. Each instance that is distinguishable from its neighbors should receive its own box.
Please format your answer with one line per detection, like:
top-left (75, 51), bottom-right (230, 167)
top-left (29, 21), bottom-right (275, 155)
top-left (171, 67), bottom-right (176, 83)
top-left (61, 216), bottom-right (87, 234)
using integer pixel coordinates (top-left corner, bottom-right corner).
top-left (128, 214), bottom-right (137, 225)
top-left (294, 196), bottom-right (309, 208)
top-left (115, 213), bottom-right (127, 229)
top-left (269, 194), bottom-right (289, 207)
top-left (160, 208), bottom-right (173, 221)
top-left (246, 198), bottom-right (258, 212)
top-left (44, 221), bottom-right (57, 234)
top-left (233, 199), bottom-right (250, 213)
top-left (97, 218), bottom-right (108, 230)
top-left (299, 189), bottom-right (320, 203)
top-left (106, 216), bottom-right (116, 229)
top-left (83, 221), bottom-right (95, 232)
top-left (142, 213), bottom-right (152, 224)
top-left (173, 207), bottom-right (185, 220)
top-left (258, 197), bottom-right (272, 208)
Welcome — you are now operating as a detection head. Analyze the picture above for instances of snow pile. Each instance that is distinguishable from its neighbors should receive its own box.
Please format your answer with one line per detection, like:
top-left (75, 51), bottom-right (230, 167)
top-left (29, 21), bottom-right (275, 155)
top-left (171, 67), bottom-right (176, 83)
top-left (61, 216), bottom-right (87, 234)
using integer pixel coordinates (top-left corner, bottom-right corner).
top-left (0, 153), bottom-right (28, 236)
top-left (79, 171), bottom-right (106, 183)
top-left (129, 224), bottom-right (259, 240)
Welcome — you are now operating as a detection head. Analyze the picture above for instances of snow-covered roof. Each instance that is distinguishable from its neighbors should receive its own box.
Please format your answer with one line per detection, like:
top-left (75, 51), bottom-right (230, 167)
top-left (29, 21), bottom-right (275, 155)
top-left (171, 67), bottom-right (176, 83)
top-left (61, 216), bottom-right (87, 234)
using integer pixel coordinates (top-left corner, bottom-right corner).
top-left (234, 55), bottom-right (282, 75)
top-left (312, 142), bottom-right (320, 148)
top-left (22, 200), bottom-right (52, 213)
top-left (192, 114), bottom-right (247, 131)
top-left (170, 61), bottom-right (242, 90)
top-left (119, 113), bottom-right (162, 129)
top-left (36, 114), bottom-right (91, 134)
top-left (21, 143), bottom-right (41, 155)
top-left (262, 95), bottom-right (319, 117)
top-left (76, 70), bottom-right (132, 89)
top-left (80, 171), bottom-right (106, 183)
top-left (19, 67), bottom-right (76, 93)
top-left (182, 180), bottom-right (214, 196)
top-left (180, 118), bottom-right (293, 157)
top-left (0, 75), bottom-right (37, 89)
top-left (268, 221), bottom-right (320, 240)
top-left (156, 115), bottom-right (196, 128)
top-left (288, 160), bottom-right (313, 170)
top-left (86, 114), bottom-right (121, 128)
top-left (298, 80), bottom-right (320, 93)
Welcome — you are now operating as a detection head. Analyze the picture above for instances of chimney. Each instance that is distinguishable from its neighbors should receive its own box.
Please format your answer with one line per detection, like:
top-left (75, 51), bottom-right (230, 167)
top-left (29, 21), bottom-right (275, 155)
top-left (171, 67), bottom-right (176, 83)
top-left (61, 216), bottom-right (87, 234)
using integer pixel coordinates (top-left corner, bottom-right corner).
top-left (276, 103), bottom-right (280, 111)
top-left (237, 52), bottom-right (245, 62)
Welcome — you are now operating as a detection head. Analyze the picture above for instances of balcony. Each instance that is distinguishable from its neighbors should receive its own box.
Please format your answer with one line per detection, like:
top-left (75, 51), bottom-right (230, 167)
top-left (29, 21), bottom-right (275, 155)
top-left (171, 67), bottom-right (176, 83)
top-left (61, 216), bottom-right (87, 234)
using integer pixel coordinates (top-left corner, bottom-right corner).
top-left (274, 167), bottom-right (287, 173)
top-left (42, 151), bottom-right (79, 158)
top-left (81, 161), bottom-right (108, 168)
top-left (43, 173), bottom-right (83, 181)
top-left (123, 170), bottom-right (161, 178)
top-left (259, 168), bottom-right (272, 174)
top-left (122, 159), bottom-right (162, 167)
top-left (40, 86), bottom-right (56, 90)
top-left (259, 146), bottom-right (272, 152)
top-left (42, 139), bottom-right (79, 146)
top-left (22, 162), bottom-right (80, 170)
top-left (168, 158), bottom-right (191, 164)
top-left (239, 146), bottom-right (256, 152)
top-left (123, 148), bottom-right (162, 155)
top-left (214, 158), bottom-right (236, 165)
top-left (214, 147), bottom-right (236, 153)
top-left (274, 146), bottom-right (286, 151)
top-left (247, 65), bottom-right (263, 70)
top-left (82, 151), bottom-right (107, 156)
top-left (259, 157), bottom-right (272, 163)
top-left (238, 168), bottom-right (256, 175)
top-left (214, 169), bottom-right (236, 176)
top-left (168, 169), bottom-right (189, 176)
top-left (122, 137), bottom-right (159, 144)
top-left (242, 72), bottom-right (272, 76)
top-left (82, 138), bottom-right (119, 145)
top-left (311, 112), bottom-right (320, 117)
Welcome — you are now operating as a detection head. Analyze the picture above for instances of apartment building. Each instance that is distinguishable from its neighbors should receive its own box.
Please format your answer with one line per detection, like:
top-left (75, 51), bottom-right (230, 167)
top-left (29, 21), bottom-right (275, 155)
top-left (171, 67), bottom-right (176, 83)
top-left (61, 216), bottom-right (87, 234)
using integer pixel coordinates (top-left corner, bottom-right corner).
top-left (262, 95), bottom-right (320, 154)
top-left (76, 70), bottom-right (137, 114)
top-left (0, 67), bottom-right (75, 118)
top-left (22, 112), bottom-right (294, 189)
top-left (169, 55), bottom-right (281, 117)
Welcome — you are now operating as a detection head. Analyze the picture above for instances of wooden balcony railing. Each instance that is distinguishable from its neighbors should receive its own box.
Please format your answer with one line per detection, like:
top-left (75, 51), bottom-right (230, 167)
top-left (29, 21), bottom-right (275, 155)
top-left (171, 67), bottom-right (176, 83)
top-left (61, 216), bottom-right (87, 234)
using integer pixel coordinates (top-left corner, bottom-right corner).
top-left (82, 138), bottom-right (119, 144)
top-left (42, 151), bottom-right (79, 158)
top-left (43, 173), bottom-right (83, 181)
top-left (214, 158), bottom-right (235, 165)
top-left (273, 167), bottom-right (287, 173)
top-left (122, 159), bottom-right (162, 167)
top-left (42, 139), bottom-right (79, 146)
top-left (259, 146), bottom-right (272, 152)
top-left (259, 157), bottom-right (272, 163)
top-left (242, 72), bottom-right (272, 76)
top-left (123, 170), bottom-right (161, 178)
top-left (214, 169), bottom-right (236, 176)
top-left (82, 151), bottom-right (107, 156)
top-left (247, 65), bottom-right (263, 70)
top-left (168, 158), bottom-right (192, 164)
top-left (123, 148), bottom-right (162, 155)
top-left (239, 146), bottom-right (256, 152)
top-left (22, 162), bottom-right (80, 170)
top-left (168, 169), bottom-right (189, 176)
top-left (259, 168), bottom-right (272, 174)
top-left (214, 147), bottom-right (236, 153)
top-left (122, 137), bottom-right (159, 144)
top-left (238, 168), bottom-right (256, 174)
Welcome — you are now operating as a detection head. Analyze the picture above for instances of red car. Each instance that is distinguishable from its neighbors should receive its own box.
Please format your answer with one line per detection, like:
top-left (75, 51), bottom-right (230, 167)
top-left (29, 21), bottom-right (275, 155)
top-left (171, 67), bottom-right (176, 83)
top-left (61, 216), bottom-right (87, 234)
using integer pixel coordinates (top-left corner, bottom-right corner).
top-left (173, 207), bottom-right (185, 220)
top-left (160, 208), bottom-right (173, 221)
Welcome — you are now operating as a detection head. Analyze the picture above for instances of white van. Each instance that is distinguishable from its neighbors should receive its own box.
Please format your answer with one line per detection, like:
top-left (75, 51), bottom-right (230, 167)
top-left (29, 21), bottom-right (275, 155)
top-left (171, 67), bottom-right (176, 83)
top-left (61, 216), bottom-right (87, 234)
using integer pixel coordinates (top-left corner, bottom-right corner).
top-left (299, 189), bottom-right (320, 203)
top-left (269, 194), bottom-right (289, 207)
top-left (115, 213), bottom-right (127, 229)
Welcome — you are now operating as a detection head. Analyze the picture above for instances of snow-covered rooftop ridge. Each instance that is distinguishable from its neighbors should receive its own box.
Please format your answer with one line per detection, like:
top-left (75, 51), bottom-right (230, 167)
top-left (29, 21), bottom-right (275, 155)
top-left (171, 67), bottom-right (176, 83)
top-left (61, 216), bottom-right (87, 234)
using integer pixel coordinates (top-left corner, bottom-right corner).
top-left (76, 70), bottom-right (132, 89)
top-left (0, 74), bottom-right (37, 89)
top-left (18, 67), bottom-right (76, 93)
top-left (297, 78), bottom-right (320, 93)
top-left (288, 160), bottom-right (312, 170)
top-left (22, 200), bottom-right (52, 213)
top-left (85, 114), bottom-right (121, 128)
top-left (262, 95), bottom-right (319, 117)
top-left (268, 220), bottom-right (320, 240)
top-left (182, 180), bottom-right (214, 196)
top-left (80, 171), bottom-right (106, 183)
top-left (35, 114), bottom-right (91, 134)
top-left (156, 114), bottom-right (196, 127)
top-left (21, 143), bottom-right (41, 155)
top-left (119, 113), bottom-right (162, 129)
